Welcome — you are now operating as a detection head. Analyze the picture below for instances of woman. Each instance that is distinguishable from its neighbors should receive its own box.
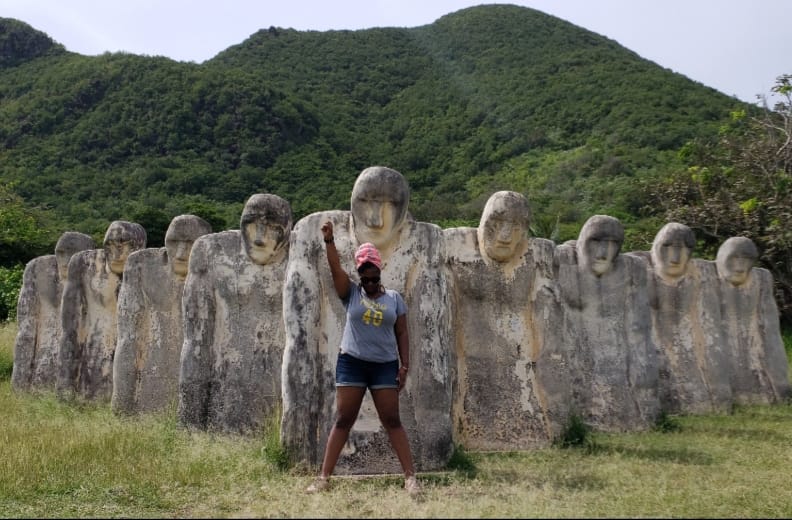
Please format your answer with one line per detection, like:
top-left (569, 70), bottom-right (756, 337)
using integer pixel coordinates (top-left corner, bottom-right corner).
top-left (306, 220), bottom-right (420, 496)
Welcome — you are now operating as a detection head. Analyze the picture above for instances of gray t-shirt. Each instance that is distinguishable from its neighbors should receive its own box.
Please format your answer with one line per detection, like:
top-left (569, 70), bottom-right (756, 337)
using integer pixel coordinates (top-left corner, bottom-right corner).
top-left (339, 283), bottom-right (407, 363)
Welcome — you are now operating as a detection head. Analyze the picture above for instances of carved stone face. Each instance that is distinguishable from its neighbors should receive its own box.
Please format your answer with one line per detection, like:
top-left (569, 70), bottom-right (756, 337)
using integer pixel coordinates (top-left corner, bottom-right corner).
top-left (651, 223), bottom-right (695, 281)
top-left (103, 221), bottom-right (146, 275)
top-left (716, 237), bottom-right (758, 287)
top-left (478, 191), bottom-right (530, 263)
top-left (585, 238), bottom-right (620, 276)
top-left (240, 194), bottom-right (292, 265)
top-left (164, 215), bottom-right (212, 279)
top-left (54, 232), bottom-right (95, 282)
top-left (577, 215), bottom-right (624, 277)
top-left (351, 166), bottom-right (409, 250)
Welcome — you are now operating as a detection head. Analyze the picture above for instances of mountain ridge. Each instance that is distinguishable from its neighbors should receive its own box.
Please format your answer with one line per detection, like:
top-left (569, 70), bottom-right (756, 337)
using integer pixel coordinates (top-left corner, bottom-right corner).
top-left (0, 4), bottom-right (748, 253)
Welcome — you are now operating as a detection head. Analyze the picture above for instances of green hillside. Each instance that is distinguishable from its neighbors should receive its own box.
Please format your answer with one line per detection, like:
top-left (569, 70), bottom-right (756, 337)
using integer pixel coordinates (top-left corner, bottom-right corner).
top-left (0, 4), bottom-right (748, 253)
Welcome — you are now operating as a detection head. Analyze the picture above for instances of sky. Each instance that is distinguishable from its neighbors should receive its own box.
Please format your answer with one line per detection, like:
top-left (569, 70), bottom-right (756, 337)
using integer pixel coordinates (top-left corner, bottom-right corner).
top-left (2, 0), bottom-right (790, 105)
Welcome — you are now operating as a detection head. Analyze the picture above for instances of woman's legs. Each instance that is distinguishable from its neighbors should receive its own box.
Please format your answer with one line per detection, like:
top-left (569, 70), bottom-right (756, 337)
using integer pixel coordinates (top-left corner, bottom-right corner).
top-left (371, 388), bottom-right (415, 477)
top-left (317, 386), bottom-right (366, 478)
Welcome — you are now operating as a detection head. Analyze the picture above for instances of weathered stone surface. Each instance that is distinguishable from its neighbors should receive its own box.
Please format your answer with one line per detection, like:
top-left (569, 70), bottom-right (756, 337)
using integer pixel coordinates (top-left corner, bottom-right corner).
top-left (635, 223), bottom-right (733, 414)
top-left (716, 237), bottom-right (791, 404)
top-left (553, 215), bottom-right (659, 432)
top-left (443, 191), bottom-right (559, 450)
top-left (12, 232), bottom-right (95, 392)
top-left (56, 222), bottom-right (145, 401)
top-left (281, 166), bottom-right (453, 474)
top-left (13, 187), bottom-right (791, 466)
top-left (112, 215), bottom-right (211, 415)
top-left (178, 195), bottom-right (291, 433)
top-left (11, 256), bottom-right (59, 392)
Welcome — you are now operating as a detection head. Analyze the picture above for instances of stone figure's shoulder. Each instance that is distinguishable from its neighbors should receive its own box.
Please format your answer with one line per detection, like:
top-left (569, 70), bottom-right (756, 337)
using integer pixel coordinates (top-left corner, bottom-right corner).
top-left (622, 251), bottom-right (650, 271)
top-left (752, 266), bottom-right (775, 286)
top-left (291, 210), bottom-right (349, 252)
top-left (625, 250), bottom-right (651, 264)
top-left (24, 255), bottom-right (57, 279)
top-left (123, 248), bottom-right (169, 284)
top-left (126, 247), bottom-right (168, 268)
top-left (61, 250), bottom-right (104, 289)
top-left (187, 231), bottom-right (241, 273)
top-left (403, 220), bottom-right (444, 261)
top-left (690, 258), bottom-right (718, 278)
top-left (293, 210), bottom-right (348, 236)
top-left (528, 237), bottom-right (556, 259)
top-left (413, 219), bottom-right (443, 234)
top-left (25, 254), bottom-right (56, 271)
top-left (70, 249), bottom-right (102, 271)
top-left (21, 255), bottom-right (57, 290)
top-left (553, 243), bottom-right (578, 266)
top-left (442, 227), bottom-right (479, 263)
top-left (194, 230), bottom-right (241, 253)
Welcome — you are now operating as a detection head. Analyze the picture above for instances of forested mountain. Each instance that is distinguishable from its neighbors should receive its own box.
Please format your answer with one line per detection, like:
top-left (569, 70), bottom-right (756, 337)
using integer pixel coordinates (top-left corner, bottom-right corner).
top-left (0, 3), bottom-right (749, 254)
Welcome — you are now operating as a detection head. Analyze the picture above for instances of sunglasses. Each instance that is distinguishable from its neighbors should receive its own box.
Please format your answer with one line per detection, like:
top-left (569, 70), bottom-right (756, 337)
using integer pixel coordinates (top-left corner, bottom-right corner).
top-left (360, 276), bottom-right (381, 285)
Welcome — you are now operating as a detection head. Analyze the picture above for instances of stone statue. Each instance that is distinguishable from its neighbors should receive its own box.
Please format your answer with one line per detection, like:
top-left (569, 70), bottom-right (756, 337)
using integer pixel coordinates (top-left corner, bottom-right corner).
top-left (640, 223), bottom-right (732, 414)
top-left (11, 231), bottom-right (95, 392)
top-left (716, 237), bottom-right (790, 404)
top-left (553, 215), bottom-right (659, 431)
top-left (56, 221), bottom-right (146, 401)
top-left (281, 166), bottom-right (453, 474)
top-left (443, 191), bottom-right (558, 450)
top-left (178, 194), bottom-right (292, 433)
top-left (111, 215), bottom-right (212, 416)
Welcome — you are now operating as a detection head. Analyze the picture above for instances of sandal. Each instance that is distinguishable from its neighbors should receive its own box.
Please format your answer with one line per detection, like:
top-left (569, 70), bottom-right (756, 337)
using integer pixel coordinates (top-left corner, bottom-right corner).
top-left (305, 476), bottom-right (330, 494)
top-left (404, 475), bottom-right (421, 497)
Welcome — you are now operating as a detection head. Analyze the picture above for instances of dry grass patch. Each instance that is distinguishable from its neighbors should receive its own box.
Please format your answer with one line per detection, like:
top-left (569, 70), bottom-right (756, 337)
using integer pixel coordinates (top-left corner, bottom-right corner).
top-left (1, 320), bottom-right (791, 518)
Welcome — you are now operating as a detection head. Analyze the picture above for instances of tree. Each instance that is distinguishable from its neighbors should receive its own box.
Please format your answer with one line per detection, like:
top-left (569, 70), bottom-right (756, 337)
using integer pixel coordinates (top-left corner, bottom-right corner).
top-left (0, 182), bottom-right (56, 265)
top-left (652, 74), bottom-right (792, 324)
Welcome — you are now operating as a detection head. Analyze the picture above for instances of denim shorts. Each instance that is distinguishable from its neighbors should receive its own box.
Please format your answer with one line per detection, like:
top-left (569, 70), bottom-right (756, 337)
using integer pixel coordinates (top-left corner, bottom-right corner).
top-left (335, 352), bottom-right (399, 390)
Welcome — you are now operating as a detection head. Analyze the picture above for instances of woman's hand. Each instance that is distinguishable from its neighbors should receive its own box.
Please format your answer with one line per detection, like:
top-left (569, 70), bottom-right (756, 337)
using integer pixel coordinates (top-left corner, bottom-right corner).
top-left (397, 366), bottom-right (408, 392)
top-left (321, 221), bottom-right (334, 243)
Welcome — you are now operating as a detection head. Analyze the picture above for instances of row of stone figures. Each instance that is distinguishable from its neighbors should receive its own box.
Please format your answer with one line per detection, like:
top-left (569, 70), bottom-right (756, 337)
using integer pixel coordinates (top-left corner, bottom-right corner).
top-left (11, 166), bottom-right (791, 475)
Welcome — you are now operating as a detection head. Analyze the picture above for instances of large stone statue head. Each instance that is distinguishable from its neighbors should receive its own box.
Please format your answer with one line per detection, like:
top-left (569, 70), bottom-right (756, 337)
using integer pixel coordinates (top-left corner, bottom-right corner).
top-left (577, 215), bottom-right (624, 276)
top-left (240, 193), bottom-right (292, 265)
top-left (716, 236), bottom-right (758, 287)
top-left (103, 221), bottom-right (147, 275)
top-left (55, 231), bottom-right (96, 282)
top-left (164, 215), bottom-right (213, 279)
top-left (477, 191), bottom-right (531, 263)
top-left (651, 222), bottom-right (695, 282)
top-left (350, 166), bottom-right (410, 250)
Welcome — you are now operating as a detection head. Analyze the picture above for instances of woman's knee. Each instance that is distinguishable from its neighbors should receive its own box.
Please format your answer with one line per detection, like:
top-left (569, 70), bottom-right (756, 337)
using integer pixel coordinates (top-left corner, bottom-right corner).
top-left (334, 412), bottom-right (357, 430)
top-left (379, 412), bottom-right (403, 431)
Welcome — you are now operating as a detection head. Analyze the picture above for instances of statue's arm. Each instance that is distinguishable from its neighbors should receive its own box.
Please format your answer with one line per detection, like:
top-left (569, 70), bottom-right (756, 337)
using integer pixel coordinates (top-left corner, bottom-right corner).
top-left (11, 261), bottom-right (39, 391)
top-left (178, 240), bottom-right (214, 429)
top-left (281, 229), bottom-right (323, 466)
top-left (111, 255), bottom-right (145, 415)
top-left (756, 269), bottom-right (790, 400)
top-left (56, 254), bottom-right (86, 400)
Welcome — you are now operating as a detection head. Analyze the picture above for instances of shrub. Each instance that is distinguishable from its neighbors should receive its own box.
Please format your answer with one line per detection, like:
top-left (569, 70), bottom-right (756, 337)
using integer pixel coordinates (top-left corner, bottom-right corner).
top-left (0, 264), bottom-right (24, 321)
top-left (555, 413), bottom-right (596, 450)
top-left (654, 410), bottom-right (682, 433)
top-left (260, 406), bottom-right (291, 472)
top-left (445, 444), bottom-right (477, 476)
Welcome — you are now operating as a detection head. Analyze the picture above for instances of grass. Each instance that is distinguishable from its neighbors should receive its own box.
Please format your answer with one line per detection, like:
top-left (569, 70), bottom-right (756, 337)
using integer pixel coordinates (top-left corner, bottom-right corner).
top-left (1, 320), bottom-right (792, 518)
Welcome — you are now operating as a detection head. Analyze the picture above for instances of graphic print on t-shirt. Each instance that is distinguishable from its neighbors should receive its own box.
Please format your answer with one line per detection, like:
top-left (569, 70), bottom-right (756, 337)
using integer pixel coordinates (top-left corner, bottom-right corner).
top-left (361, 297), bottom-right (385, 326)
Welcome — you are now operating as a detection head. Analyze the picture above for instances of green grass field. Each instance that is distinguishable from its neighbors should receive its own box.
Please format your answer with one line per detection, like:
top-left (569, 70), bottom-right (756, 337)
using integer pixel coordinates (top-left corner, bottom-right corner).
top-left (1, 321), bottom-right (791, 518)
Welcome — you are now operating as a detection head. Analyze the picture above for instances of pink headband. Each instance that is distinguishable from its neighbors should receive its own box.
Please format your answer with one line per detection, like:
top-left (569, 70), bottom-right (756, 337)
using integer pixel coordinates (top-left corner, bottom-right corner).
top-left (354, 242), bottom-right (382, 270)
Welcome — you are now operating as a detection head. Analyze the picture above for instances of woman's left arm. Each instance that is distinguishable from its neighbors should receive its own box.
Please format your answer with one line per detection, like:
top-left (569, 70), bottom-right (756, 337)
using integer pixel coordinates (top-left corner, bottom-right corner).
top-left (395, 313), bottom-right (410, 392)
